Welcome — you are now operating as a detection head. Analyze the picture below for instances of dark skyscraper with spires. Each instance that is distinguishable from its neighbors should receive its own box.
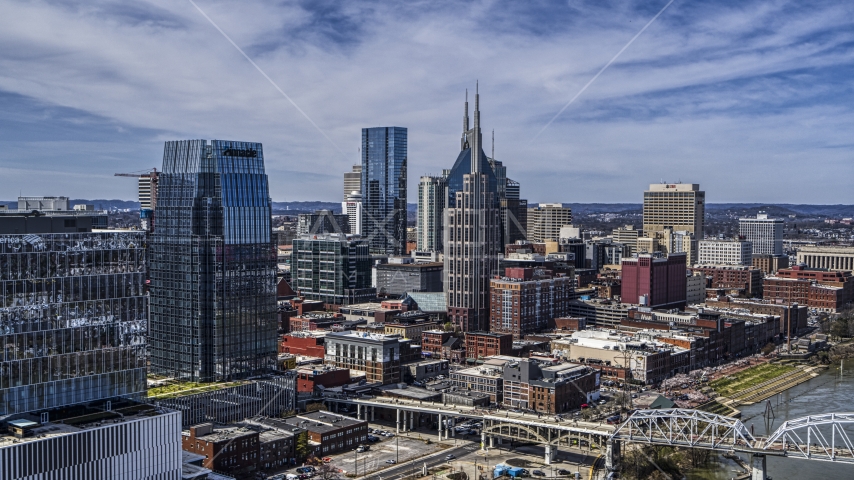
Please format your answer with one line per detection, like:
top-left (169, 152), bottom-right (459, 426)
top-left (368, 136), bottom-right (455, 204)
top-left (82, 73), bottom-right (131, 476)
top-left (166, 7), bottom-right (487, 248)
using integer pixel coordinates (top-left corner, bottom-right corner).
top-left (149, 140), bottom-right (277, 382)
top-left (444, 87), bottom-right (503, 332)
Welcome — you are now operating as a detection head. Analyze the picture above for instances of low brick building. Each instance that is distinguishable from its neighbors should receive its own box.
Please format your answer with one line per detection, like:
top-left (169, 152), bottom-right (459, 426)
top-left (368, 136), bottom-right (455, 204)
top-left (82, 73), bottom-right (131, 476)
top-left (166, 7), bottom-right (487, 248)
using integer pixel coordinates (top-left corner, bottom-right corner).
top-left (489, 267), bottom-right (573, 339)
top-left (763, 265), bottom-right (854, 312)
top-left (182, 423), bottom-right (259, 477)
top-left (279, 333), bottom-right (326, 357)
top-left (280, 411), bottom-right (368, 457)
top-left (502, 359), bottom-right (599, 414)
top-left (690, 265), bottom-right (763, 298)
top-left (295, 365), bottom-right (351, 393)
top-left (465, 331), bottom-right (513, 360)
top-left (422, 330), bottom-right (454, 358)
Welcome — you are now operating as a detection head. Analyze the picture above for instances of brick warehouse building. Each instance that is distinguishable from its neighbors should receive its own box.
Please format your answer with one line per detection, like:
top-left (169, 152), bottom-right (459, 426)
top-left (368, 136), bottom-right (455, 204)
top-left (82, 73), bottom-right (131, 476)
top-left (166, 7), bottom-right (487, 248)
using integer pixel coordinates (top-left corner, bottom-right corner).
top-left (763, 265), bottom-right (854, 312)
top-left (621, 253), bottom-right (687, 309)
top-left (502, 359), bottom-right (599, 414)
top-left (489, 268), bottom-right (573, 339)
top-left (690, 265), bottom-right (764, 298)
top-left (465, 331), bottom-right (513, 360)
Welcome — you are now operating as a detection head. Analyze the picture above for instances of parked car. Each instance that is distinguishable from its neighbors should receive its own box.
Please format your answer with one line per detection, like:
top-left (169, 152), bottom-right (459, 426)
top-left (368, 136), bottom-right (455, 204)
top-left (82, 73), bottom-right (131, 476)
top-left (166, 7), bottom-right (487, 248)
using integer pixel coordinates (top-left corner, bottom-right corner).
top-left (557, 469), bottom-right (571, 475)
top-left (532, 471), bottom-right (546, 477)
top-left (386, 459), bottom-right (396, 464)
top-left (367, 435), bottom-right (380, 442)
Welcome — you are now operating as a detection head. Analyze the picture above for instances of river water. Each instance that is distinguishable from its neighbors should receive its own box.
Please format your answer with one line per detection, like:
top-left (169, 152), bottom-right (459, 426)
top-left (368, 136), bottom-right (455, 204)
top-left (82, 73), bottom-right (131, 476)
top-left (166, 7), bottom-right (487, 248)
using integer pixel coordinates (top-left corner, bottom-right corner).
top-left (689, 362), bottom-right (854, 479)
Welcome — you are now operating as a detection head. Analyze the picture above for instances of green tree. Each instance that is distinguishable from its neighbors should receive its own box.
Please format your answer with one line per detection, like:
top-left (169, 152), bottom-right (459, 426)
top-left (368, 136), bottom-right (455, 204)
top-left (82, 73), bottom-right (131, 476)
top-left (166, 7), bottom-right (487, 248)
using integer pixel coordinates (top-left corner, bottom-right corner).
top-left (295, 431), bottom-right (310, 461)
top-left (305, 402), bottom-right (327, 413)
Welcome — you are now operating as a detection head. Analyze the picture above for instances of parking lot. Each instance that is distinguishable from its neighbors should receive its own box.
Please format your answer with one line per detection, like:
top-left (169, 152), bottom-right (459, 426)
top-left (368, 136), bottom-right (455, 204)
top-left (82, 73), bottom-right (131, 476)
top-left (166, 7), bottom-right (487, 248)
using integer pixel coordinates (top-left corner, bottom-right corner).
top-left (326, 430), bottom-right (447, 476)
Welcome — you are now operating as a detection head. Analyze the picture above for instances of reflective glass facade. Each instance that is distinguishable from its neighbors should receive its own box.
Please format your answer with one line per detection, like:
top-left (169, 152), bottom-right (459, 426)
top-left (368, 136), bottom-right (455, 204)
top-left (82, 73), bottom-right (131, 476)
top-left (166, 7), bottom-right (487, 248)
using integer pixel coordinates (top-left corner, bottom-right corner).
top-left (149, 140), bottom-right (277, 382)
top-left (361, 127), bottom-right (407, 255)
top-left (0, 232), bottom-right (148, 416)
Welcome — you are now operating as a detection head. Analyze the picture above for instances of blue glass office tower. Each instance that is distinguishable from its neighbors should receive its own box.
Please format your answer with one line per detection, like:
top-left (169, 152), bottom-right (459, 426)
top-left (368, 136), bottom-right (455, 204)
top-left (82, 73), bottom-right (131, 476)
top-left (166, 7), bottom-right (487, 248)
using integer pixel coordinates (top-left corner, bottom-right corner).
top-left (362, 127), bottom-right (407, 255)
top-left (149, 140), bottom-right (277, 382)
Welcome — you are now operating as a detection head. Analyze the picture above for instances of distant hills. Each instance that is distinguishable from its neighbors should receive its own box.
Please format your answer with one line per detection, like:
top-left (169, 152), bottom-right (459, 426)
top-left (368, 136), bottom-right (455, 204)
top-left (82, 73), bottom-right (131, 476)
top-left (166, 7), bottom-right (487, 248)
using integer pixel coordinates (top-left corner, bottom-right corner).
top-left (3, 200), bottom-right (852, 218)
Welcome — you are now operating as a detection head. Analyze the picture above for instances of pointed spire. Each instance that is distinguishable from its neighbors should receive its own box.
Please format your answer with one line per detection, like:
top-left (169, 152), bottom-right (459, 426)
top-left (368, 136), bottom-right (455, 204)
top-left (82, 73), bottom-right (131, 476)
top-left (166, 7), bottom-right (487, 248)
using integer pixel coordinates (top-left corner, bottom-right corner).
top-left (462, 89), bottom-right (470, 151)
top-left (471, 82), bottom-right (482, 175)
top-left (492, 129), bottom-right (495, 161)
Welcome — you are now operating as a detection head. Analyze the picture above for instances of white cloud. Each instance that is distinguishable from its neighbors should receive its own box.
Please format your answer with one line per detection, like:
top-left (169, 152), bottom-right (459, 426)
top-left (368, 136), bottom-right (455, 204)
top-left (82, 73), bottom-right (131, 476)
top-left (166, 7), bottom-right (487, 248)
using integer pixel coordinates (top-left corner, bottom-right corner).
top-left (0, 0), bottom-right (852, 203)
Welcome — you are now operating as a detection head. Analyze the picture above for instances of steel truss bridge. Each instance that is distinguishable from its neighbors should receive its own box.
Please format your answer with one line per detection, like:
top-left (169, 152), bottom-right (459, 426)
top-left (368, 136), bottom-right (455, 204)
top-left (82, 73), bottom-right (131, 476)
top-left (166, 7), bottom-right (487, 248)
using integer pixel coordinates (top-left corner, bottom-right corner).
top-left (327, 397), bottom-right (854, 478)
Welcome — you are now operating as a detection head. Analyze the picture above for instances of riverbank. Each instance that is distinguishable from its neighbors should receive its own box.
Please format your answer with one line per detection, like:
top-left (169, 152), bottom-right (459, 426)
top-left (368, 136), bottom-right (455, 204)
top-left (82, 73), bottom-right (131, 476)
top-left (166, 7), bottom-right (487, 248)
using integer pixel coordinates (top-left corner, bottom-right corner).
top-left (708, 361), bottom-right (825, 408)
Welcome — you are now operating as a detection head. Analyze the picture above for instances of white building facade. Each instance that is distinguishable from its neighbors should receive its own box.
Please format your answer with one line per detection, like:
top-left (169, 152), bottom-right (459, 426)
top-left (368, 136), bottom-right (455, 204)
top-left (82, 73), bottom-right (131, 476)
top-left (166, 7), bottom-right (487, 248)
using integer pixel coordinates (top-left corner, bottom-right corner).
top-left (698, 239), bottom-right (753, 266)
top-left (739, 213), bottom-right (783, 256)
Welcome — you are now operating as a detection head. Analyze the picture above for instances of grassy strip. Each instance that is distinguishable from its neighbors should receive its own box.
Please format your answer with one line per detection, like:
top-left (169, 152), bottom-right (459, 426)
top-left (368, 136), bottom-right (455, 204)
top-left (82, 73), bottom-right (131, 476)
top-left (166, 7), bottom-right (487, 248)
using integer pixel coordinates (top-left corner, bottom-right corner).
top-left (147, 381), bottom-right (244, 399)
top-left (709, 363), bottom-right (796, 397)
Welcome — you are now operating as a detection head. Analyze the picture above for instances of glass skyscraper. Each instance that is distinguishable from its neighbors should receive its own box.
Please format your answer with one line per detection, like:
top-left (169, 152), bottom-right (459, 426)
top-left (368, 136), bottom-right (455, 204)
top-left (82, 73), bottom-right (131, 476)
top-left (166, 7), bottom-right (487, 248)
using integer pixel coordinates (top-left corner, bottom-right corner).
top-left (149, 140), bottom-right (277, 382)
top-left (361, 127), bottom-right (407, 255)
top-left (0, 231), bottom-right (148, 416)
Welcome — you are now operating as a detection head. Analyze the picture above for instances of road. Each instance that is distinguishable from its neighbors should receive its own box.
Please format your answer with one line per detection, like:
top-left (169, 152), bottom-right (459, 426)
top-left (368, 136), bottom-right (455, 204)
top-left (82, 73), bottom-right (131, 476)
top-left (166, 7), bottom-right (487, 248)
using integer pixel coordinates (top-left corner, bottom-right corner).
top-left (328, 395), bottom-right (616, 437)
top-left (355, 442), bottom-right (480, 480)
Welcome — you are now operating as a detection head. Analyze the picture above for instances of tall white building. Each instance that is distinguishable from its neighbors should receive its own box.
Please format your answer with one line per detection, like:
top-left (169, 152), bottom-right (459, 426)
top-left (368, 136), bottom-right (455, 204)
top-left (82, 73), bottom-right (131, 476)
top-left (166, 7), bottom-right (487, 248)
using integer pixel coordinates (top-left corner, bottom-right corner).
top-left (698, 238), bottom-right (752, 266)
top-left (342, 191), bottom-right (363, 235)
top-left (739, 212), bottom-right (783, 256)
top-left (417, 175), bottom-right (446, 252)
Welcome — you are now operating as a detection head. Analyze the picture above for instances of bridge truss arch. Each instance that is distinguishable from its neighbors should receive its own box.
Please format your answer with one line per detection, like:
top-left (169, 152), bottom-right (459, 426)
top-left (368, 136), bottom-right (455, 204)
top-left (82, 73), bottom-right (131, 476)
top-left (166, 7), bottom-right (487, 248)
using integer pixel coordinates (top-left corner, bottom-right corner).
top-left (612, 408), bottom-right (755, 450)
top-left (761, 413), bottom-right (854, 463)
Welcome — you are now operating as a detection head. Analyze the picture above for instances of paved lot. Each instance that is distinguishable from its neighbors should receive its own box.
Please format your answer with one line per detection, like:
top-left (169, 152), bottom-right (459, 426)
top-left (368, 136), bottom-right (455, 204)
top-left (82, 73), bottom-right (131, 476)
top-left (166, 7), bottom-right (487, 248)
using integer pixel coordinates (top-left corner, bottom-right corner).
top-left (326, 433), bottom-right (446, 477)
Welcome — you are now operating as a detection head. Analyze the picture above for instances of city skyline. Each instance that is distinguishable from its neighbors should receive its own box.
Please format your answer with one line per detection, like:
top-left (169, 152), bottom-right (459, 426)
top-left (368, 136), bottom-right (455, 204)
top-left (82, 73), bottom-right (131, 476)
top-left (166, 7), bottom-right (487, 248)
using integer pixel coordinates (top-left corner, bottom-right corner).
top-left (1, 1), bottom-right (853, 204)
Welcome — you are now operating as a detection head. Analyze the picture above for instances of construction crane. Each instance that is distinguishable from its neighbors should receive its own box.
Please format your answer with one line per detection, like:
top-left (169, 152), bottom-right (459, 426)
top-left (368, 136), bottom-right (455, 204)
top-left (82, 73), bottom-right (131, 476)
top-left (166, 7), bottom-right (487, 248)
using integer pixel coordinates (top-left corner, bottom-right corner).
top-left (114, 168), bottom-right (158, 205)
top-left (115, 169), bottom-right (159, 231)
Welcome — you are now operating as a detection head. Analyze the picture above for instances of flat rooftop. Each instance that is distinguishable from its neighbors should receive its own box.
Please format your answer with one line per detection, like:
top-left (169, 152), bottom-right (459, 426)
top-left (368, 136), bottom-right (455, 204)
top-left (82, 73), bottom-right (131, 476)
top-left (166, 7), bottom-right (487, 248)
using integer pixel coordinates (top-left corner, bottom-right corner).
top-left (0, 401), bottom-right (174, 450)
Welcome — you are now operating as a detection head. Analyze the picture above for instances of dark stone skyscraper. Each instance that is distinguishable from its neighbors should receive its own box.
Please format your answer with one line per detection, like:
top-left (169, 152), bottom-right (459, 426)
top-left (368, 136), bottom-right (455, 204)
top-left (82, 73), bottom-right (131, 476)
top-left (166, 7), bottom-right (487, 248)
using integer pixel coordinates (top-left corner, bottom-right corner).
top-left (362, 127), bottom-right (407, 255)
top-left (149, 140), bottom-right (277, 382)
top-left (444, 88), bottom-right (502, 332)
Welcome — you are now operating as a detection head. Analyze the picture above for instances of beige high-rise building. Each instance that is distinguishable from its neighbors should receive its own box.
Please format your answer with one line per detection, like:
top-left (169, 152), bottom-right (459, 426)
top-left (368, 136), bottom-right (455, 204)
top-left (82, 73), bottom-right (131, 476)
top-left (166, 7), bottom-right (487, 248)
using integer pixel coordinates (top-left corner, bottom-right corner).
top-left (613, 225), bottom-right (640, 256)
top-left (643, 183), bottom-right (704, 264)
top-left (343, 164), bottom-right (361, 200)
top-left (527, 203), bottom-right (573, 243)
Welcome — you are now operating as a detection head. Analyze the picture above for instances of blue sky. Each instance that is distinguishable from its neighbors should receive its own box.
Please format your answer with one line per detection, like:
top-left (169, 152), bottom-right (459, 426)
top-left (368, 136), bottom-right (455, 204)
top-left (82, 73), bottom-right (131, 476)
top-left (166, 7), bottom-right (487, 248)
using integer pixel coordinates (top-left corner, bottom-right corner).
top-left (1, 0), bottom-right (853, 203)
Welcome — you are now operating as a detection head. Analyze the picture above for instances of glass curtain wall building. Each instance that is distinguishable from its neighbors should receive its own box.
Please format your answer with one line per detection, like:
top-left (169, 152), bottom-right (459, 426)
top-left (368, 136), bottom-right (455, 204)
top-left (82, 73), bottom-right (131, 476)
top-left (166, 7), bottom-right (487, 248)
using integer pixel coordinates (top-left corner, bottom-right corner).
top-left (0, 232), bottom-right (148, 416)
top-left (361, 127), bottom-right (407, 255)
top-left (149, 140), bottom-right (277, 382)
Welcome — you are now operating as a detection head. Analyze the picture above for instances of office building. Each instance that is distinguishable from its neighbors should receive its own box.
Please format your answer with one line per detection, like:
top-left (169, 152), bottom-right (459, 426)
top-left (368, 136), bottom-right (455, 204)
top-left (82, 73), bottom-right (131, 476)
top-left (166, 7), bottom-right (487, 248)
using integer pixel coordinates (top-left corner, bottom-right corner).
top-left (567, 299), bottom-right (634, 329)
top-left (362, 127), bottom-right (407, 255)
top-left (491, 160), bottom-right (528, 246)
top-left (643, 183), bottom-right (705, 264)
top-left (444, 89), bottom-right (502, 332)
top-left (279, 411), bottom-right (368, 457)
top-left (739, 212), bottom-right (783, 256)
top-left (621, 252), bottom-right (688, 309)
top-left (465, 331), bottom-right (513, 358)
top-left (343, 164), bottom-right (362, 200)
top-left (502, 359), bottom-right (598, 414)
top-left (342, 191), bottom-right (363, 235)
top-left (613, 225), bottom-right (640, 256)
top-left (449, 356), bottom-right (515, 403)
top-left (0, 401), bottom-right (182, 480)
top-left (527, 203), bottom-right (573, 243)
top-left (17, 196), bottom-right (69, 211)
top-left (138, 171), bottom-right (159, 231)
top-left (375, 257), bottom-right (443, 296)
top-left (297, 209), bottom-right (350, 236)
top-left (324, 331), bottom-right (417, 384)
top-left (149, 140), bottom-right (278, 382)
top-left (0, 231), bottom-right (147, 417)
top-left (687, 271), bottom-right (707, 305)
top-left (796, 246), bottom-right (854, 272)
top-left (763, 265), bottom-right (854, 313)
top-left (292, 233), bottom-right (374, 305)
top-left (489, 268), bottom-right (573, 339)
top-left (752, 253), bottom-right (789, 275)
top-left (691, 264), bottom-right (763, 298)
top-left (698, 238), bottom-right (753, 266)
top-left (417, 175), bottom-right (447, 252)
